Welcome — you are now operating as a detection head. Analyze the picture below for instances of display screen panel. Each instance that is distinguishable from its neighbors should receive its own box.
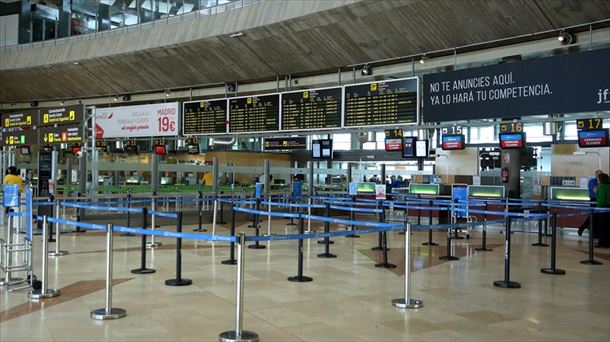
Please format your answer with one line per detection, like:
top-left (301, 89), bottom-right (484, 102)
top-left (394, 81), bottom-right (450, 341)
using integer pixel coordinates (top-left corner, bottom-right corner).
top-left (499, 133), bottom-right (526, 149)
top-left (578, 129), bottom-right (609, 148)
top-left (344, 78), bottom-right (418, 127)
top-left (402, 137), bottom-right (416, 158)
top-left (312, 139), bottom-right (333, 159)
top-left (281, 87), bottom-right (342, 130)
top-left (228, 94), bottom-right (280, 133)
top-left (183, 99), bottom-right (227, 135)
top-left (415, 140), bottom-right (429, 158)
top-left (441, 134), bottom-right (466, 150)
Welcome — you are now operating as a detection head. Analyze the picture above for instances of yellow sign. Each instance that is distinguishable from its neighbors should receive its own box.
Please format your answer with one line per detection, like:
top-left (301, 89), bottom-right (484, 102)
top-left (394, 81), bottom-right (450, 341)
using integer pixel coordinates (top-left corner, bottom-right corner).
top-left (303, 91), bottom-right (309, 99)
top-left (48, 133), bottom-right (54, 143)
top-left (69, 111), bottom-right (75, 121)
top-left (43, 113), bottom-right (49, 123)
top-left (282, 140), bottom-right (288, 147)
top-left (247, 97), bottom-right (252, 104)
top-left (200, 101), bottom-right (205, 108)
top-left (26, 116), bottom-right (31, 125)
top-left (370, 83), bottom-right (378, 91)
top-left (4, 119), bottom-right (8, 127)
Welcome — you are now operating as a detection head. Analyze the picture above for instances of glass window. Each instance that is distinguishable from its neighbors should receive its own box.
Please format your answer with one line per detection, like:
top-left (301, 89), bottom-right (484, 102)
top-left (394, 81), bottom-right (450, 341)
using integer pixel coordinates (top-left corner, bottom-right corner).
top-left (524, 123), bottom-right (551, 143)
top-left (332, 133), bottom-right (351, 151)
top-left (564, 121), bottom-right (577, 140)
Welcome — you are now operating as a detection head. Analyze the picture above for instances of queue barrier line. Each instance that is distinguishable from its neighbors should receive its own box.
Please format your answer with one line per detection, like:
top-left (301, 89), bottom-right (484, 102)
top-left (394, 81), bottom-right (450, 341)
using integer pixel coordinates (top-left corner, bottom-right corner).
top-left (217, 198), bottom-right (257, 205)
top-left (233, 207), bottom-right (299, 219)
top-left (7, 212), bottom-right (26, 217)
top-left (112, 225), bottom-right (237, 242)
top-left (245, 224), bottom-right (405, 242)
top-left (451, 207), bottom-right (549, 219)
top-left (329, 204), bottom-right (383, 213)
top-left (542, 203), bottom-right (610, 212)
top-left (37, 216), bottom-right (107, 231)
top-left (148, 210), bottom-right (179, 219)
top-left (61, 202), bottom-right (144, 214)
top-left (324, 200), bottom-right (379, 207)
top-left (383, 202), bottom-right (450, 212)
top-left (260, 201), bottom-right (326, 209)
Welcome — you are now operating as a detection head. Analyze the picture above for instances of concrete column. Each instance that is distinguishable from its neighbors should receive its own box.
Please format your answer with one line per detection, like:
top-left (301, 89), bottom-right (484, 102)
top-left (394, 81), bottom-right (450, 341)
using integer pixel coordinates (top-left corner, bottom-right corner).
top-left (213, 156), bottom-right (220, 195)
top-left (151, 153), bottom-right (159, 194)
top-left (501, 150), bottom-right (521, 198)
top-left (263, 159), bottom-right (270, 195)
top-left (308, 161), bottom-right (314, 196)
top-left (380, 164), bottom-right (386, 184)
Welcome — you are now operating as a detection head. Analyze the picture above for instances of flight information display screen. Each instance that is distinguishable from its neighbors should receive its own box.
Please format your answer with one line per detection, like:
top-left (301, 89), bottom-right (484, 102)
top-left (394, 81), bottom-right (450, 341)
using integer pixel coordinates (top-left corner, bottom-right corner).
top-left (229, 94), bottom-right (280, 133)
top-left (441, 134), bottom-right (466, 150)
top-left (344, 78), bottom-right (418, 127)
top-left (499, 133), bottom-right (526, 149)
top-left (281, 87), bottom-right (342, 130)
top-left (578, 129), bottom-right (609, 148)
top-left (183, 99), bottom-right (227, 135)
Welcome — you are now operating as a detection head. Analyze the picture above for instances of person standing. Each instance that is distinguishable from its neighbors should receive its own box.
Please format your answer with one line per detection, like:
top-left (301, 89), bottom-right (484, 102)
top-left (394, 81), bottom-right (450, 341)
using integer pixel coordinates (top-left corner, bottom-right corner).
top-left (594, 173), bottom-right (610, 248)
top-left (578, 169), bottom-right (603, 236)
top-left (4, 166), bottom-right (24, 192)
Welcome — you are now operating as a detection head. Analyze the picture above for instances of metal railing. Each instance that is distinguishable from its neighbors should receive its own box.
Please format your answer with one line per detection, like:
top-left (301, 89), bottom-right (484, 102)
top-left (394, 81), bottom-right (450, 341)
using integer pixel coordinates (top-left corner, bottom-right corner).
top-left (0, 0), bottom-right (262, 53)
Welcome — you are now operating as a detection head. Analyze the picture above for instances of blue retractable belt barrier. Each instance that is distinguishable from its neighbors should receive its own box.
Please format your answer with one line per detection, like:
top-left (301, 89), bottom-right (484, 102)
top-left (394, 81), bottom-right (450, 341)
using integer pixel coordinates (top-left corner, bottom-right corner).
top-left (383, 202), bottom-right (450, 211)
top-left (148, 210), bottom-right (179, 219)
top-left (329, 205), bottom-right (383, 213)
top-left (7, 211), bottom-right (26, 217)
top-left (61, 201), bottom-right (144, 214)
top-left (261, 201), bottom-right (326, 209)
top-left (37, 216), bottom-right (107, 231)
top-left (451, 207), bottom-right (549, 219)
top-left (113, 225), bottom-right (237, 242)
top-left (543, 203), bottom-right (610, 212)
top-left (234, 206), bottom-right (299, 219)
top-left (245, 224), bottom-right (404, 242)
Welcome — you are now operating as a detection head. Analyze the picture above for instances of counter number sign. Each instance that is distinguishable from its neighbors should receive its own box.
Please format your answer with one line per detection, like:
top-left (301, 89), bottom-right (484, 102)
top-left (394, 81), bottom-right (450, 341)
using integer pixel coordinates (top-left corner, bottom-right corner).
top-left (499, 122), bottom-right (523, 133)
top-left (577, 118), bottom-right (603, 131)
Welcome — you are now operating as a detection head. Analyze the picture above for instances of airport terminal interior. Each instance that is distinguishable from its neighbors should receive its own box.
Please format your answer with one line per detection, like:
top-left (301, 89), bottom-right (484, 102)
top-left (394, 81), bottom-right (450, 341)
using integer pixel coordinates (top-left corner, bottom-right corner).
top-left (1, 1), bottom-right (610, 341)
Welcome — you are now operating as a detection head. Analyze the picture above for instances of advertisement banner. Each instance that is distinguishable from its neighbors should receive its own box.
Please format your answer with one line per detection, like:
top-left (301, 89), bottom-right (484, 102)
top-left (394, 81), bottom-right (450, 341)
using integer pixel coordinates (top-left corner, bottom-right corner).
top-left (423, 48), bottom-right (610, 122)
top-left (95, 102), bottom-right (179, 138)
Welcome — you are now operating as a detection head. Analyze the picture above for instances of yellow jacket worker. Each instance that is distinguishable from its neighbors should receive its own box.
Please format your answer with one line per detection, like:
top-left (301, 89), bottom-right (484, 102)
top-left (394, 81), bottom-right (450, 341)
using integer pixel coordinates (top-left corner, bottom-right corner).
top-left (4, 166), bottom-right (24, 192)
top-left (201, 172), bottom-right (213, 186)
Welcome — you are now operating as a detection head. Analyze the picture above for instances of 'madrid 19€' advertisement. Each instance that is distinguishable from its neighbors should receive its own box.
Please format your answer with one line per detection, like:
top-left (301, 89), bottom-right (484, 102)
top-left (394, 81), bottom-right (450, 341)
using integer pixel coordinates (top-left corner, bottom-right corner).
top-left (95, 103), bottom-right (179, 138)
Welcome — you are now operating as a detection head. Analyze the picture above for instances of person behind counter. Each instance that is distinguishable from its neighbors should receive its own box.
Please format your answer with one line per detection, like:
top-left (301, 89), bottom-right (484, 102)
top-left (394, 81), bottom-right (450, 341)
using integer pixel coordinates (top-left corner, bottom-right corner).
top-left (578, 169), bottom-right (603, 236)
top-left (4, 166), bottom-right (24, 192)
top-left (594, 173), bottom-right (610, 248)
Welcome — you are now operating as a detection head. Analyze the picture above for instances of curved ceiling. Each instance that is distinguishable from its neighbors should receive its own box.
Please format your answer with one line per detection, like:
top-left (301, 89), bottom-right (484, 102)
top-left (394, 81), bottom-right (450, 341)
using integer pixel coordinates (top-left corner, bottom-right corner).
top-left (1, 0), bottom-right (609, 102)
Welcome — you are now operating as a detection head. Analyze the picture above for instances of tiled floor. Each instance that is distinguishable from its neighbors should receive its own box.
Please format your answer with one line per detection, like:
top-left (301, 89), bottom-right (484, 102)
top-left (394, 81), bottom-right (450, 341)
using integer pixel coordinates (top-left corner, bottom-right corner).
top-left (1, 215), bottom-right (609, 342)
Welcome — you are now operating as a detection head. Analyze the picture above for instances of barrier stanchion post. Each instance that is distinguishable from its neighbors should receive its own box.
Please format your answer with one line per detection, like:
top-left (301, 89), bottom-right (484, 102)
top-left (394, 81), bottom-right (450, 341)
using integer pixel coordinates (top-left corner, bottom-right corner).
top-left (218, 197), bottom-right (227, 224)
top-left (73, 192), bottom-right (85, 233)
top-left (375, 227), bottom-right (396, 268)
top-left (541, 211), bottom-right (565, 275)
top-left (29, 216), bottom-right (60, 299)
top-left (493, 217), bottom-right (521, 288)
top-left (222, 202), bottom-right (238, 265)
top-left (219, 234), bottom-right (259, 342)
top-left (248, 199), bottom-right (265, 250)
top-left (131, 207), bottom-right (155, 274)
top-left (317, 203), bottom-right (336, 258)
top-left (372, 201), bottom-right (384, 251)
top-left (248, 198), bottom-right (259, 228)
top-left (475, 204), bottom-right (492, 252)
top-left (165, 212), bottom-right (193, 286)
top-left (288, 214), bottom-right (313, 282)
top-left (422, 200), bottom-right (438, 246)
top-left (121, 193), bottom-right (135, 236)
top-left (580, 209), bottom-right (602, 265)
top-left (147, 193), bottom-right (162, 248)
top-left (392, 223), bottom-right (423, 309)
top-left (194, 191), bottom-right (207, 232)
top-left (286, 197), bottom-right (296, 226)
top-left (346, 206), bottom-right (360, 238)
top-left (91, 224), bottom-right (126, 320)
top-left (48, 196), bottom-right (56, 242)
top-left (532, 205), bottom-right (549, 247)
top-left (439, 221), bottom-right (459, 261)
top-left (48, 202), bottom-right (68, 257)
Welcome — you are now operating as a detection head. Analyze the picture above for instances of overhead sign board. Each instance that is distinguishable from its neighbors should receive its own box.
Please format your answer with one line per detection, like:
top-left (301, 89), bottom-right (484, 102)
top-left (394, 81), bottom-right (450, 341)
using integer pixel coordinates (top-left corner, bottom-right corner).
top-left (281, 87), bottom-right (342, 131)
top-left (40, 104), bottom-right (85, 126)
top-left (423, 48), bottom-right (610, 122)
top-left (344, 77), bottom-right (419, 127)
top-left (2, 110), bottom-right (38, 129)
top-left (95, 102), bottom-right (180, 138)
top-left (1, 129), bottom-right (37, 146)
top-left (263, 137), bottom-right (307, 150)
top-left (183, 99), bottom-right (227, 135)
top-left (39, 125), bottom-right (85, 145)
top-left (228, 94), bottom-right (280, 133)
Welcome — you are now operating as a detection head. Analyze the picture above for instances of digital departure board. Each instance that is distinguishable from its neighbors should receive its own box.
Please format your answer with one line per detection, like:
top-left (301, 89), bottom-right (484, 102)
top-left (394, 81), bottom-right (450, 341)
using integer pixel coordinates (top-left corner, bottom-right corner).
top-left (344, 78), bottom-right (418, 127)
top-left (183, 99), bottom-right (227, 135)
top-left (229, 94), bottom-right (280, 133)
top-left (578, 129), bottom-right (609, 148)
top-left (281, 87), bottom-right (342, 130)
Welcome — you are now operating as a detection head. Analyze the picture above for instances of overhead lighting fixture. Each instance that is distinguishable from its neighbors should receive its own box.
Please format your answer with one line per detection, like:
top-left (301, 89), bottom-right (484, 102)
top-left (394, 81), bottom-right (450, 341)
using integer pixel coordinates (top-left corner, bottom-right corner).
top-left (60, 99), bottom-right (65, 106)
top-left (165, 89), bottom-right (171, 97)
top-left (113, 96), bottom-right (119, 102)
top-left (122, 94), bottom-right (131, 101)
top-left (72, 61), bottom-right (80, 65)
top-left (229, 32), bottom-right (243, 38)
top-left (557, 31), bottom-right (574, 45)
top-left (419, 54), bottom-right (427, 64)
top-left (361, 64), bottom-right (372, 76)
top-left (30, 101), bottom-right (39, 108)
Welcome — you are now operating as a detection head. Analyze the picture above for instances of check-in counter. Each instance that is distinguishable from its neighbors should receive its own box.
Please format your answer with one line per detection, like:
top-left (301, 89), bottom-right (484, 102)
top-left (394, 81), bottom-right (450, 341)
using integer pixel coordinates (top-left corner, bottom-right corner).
top-left (550, 187), bottom-right (590, 228)
top-left (468, 185), bottom-right (506, 221)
